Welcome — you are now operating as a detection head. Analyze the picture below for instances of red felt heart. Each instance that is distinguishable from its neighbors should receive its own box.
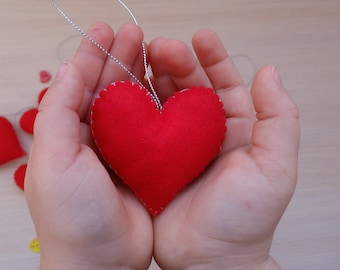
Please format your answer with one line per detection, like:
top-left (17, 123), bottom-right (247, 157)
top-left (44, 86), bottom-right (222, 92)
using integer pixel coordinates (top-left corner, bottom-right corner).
top-left (38, 87), bottom-right (49, 104)
top-left (14, 164), bottom-right (27, 191)
top-left (91, 81), bottom-right (226, 216)
top-left (39, 70), bottom-right (51, 84)
top-left (0, 116), bottom-right (25, 165)
top-left (19, 108), bottom-right (38, 134)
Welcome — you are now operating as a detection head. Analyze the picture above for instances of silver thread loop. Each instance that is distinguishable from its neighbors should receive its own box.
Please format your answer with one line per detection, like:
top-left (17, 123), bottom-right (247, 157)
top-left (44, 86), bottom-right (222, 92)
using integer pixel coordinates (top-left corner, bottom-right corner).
top-left (51, 0), bottom-right (163, 110)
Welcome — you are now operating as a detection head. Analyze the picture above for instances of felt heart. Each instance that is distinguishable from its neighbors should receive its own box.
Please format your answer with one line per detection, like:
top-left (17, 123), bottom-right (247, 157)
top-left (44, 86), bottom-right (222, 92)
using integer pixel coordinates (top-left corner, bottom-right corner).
top-left (39, 70), bottom-right (51, 84)
top-left (91, 81), bottom-right (226, 216)
top-left (20, 108), bottom-right (38, 134)
top-left (14, 164), bottom-right (27, 191)
top-left (38, 87), bottom-right (49, 104)
top-left (0, 116), bottom-right (25, 165)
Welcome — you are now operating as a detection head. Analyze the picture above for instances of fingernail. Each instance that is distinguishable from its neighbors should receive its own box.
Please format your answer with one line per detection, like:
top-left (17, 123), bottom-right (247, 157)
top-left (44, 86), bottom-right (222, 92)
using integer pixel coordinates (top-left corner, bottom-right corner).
top-left (55, 61), bottom-right (69, 81)
top-left (271, 65), bottom-right (283, 88)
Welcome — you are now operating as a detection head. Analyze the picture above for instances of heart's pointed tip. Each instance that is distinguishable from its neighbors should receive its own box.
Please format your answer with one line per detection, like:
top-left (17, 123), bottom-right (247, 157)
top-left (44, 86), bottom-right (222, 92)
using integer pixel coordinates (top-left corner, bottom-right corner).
top-left (148, 208), bottom-right (163, 217)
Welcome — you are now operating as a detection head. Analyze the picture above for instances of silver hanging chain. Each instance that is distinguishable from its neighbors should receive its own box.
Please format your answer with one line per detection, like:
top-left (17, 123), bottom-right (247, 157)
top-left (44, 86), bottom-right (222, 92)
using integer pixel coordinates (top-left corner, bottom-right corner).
top-left (51, 0), bottom-right (163, 110)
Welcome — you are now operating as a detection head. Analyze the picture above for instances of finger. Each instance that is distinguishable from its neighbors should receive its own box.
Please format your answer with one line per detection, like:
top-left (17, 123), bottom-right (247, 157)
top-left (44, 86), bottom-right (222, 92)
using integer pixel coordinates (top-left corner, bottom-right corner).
top-left (192, 29), bottom-right (254, 120)
top-left (192, 29), bottom-right (244, 91)
top-left (34, 62), bottom-right (84, 160)
top-left (71, 22), bottom-right (115, 120)
top-left (97, 23), bottom-right (144, 94)
top-left (29, 62), bottom-right (128, 213)
top-left (250, 66), bottom-right (300, 181)
top-left (192, 30), bottom-right (256, 151)
top-left (132, 41), bottom-right (148, 83)
top-left (148, 37), bottom-right (178, 102)
top-left (151, 38), bottom-right (212, 99)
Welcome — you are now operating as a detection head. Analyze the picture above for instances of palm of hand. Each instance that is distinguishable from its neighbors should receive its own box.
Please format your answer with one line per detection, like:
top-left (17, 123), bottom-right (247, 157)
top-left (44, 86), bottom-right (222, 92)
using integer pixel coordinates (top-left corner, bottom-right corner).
top-left (154, 147), bottom-right (292, 268)
top-left (150, 30), bottom-right (299, 269)
top-left (25, 23), bottom-right (153, 269)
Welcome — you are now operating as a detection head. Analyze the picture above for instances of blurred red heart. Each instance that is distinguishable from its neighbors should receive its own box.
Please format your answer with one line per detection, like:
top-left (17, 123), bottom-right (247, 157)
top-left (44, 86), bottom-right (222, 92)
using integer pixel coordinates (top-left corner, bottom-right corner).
top-left (0, 116), bottom-right (25, 165)
top-left (39, 70), bottom-right (51, 84)
top-left (91, 81), bottom-right (226, 216)
top-left (19, 108), bottom-right (38, 134)
top-left (14, 164), bottom-right (27, 191)
top-left (38, 87), bottom-right (49, 104)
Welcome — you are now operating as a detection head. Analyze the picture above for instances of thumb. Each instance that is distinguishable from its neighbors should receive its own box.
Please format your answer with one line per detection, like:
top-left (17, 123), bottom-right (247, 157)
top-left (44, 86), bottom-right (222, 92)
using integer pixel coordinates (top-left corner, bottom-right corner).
top-left (250, 65), bottom-right (300, 182)
top-left (33, 62), bottom-right (86, 162)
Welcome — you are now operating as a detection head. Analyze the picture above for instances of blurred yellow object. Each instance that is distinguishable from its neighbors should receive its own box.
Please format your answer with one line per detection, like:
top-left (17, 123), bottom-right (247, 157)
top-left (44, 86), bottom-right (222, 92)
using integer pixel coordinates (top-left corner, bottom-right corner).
top-left (29, 238), bottom-right (40, 254)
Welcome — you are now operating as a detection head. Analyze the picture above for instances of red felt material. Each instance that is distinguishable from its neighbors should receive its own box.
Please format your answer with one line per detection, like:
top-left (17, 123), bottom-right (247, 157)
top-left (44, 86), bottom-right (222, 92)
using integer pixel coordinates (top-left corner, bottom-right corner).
top-left (39, 70), bottom-right (51, 83)
top-left (20, 108), bottom-right (38, 134)
top-left (14, 164), bottom-right (27, 191)
top-left (0, 116), bottom-right (25, 165)
top-left (91, 81), bottom-right (226, 216)
top-left (38, 87), bottom-right (48, 104)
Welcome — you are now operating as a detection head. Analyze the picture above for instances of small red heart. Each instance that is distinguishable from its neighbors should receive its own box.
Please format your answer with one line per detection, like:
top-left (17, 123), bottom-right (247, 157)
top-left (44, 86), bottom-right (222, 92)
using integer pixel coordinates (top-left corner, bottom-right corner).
top-left (39, 70), bottom-right (51, 84)
top-left (91, 81), bottom-right (226, 216)
top-left (19, 108), bottom-right (38, 134)
top-left (0, 116), bottom-right (25, 165)
top-left (14, 164), bottom-right (27, 191)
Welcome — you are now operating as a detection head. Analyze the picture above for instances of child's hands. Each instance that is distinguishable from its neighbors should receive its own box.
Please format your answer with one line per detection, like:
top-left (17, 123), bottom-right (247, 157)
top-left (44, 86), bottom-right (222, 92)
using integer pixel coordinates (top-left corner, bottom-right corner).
top-left (150, 30), bottom-right (300, 270)
top-left (25, 21), bottom-right (299, 270)
top-left (25, 23), bottom-right (153, 270)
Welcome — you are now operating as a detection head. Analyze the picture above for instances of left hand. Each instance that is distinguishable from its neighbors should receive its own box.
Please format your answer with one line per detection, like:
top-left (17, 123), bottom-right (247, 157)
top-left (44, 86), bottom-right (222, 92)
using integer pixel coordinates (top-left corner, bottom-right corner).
top-left (25, 23), bottom-right (153, 270)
